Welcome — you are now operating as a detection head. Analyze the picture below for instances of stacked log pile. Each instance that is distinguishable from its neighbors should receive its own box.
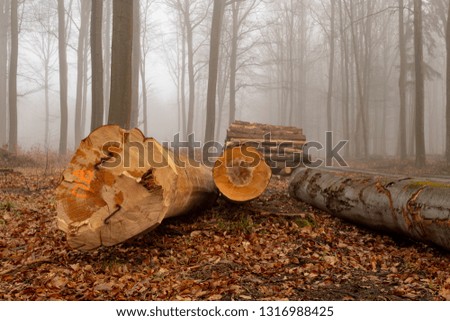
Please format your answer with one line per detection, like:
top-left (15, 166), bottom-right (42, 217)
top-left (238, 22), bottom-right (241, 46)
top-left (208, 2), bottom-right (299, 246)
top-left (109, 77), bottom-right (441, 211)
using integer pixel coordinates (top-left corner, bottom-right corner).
top-left (226, 121), bottom-right (307, 174)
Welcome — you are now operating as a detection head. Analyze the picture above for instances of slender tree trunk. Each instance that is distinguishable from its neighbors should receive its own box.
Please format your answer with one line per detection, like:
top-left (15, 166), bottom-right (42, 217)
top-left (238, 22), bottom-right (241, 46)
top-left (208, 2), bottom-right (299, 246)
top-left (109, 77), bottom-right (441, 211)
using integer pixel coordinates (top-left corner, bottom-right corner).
top-left (414, 0), bottom-right (426, 167)
top-left (399, 0), bottom-right (407, 160)
top-left (140, 59), bottom-right (148, 135)
top-left (185, 3), bottom-right (195, 135)
top-left (229, 1), bottom-right (239, 125)
top-left (326, 0), bottom-right (336, 132)
top-left (130, 0), bottom-right (140, 129)
top-left (75, 0), bottom-right (89, 146)
top-left (104, 0), bottom-right (112, 122)
top-left (338, 0), bottom-right (349, 157)
top-left (180, 17), bottom-right (187, 139)
top-left (8, 0), bottom-right (18, 153)
top-left (0, 0), bottom-right (8, 147)
top-left (57, 0), bottom-right (68, 155)
top-left (81, 30), bottom-right (89, 139)
top-left (44, 58), bottom-right (50, 149)
top-left (91, 0), bottom-right (104, 131)
top-left (346, 0), bottom-right (368, 158)
top-left (108, 0), bottom-right (133, 129)
top-left (446, 1), bottom-right (450, 164)
top-left (204, 0), bottom-right (225, 142)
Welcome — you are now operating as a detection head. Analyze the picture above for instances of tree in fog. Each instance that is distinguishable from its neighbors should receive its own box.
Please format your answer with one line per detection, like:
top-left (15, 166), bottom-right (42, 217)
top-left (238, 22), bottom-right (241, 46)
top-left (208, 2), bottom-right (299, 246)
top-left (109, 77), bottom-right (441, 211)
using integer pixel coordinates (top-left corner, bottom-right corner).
top-left (91, 0), bottom-right (104, 131)
top-left (103, 1), bottom-right (112, 121)
top-left (130, 0), bottom-right (141, 129)
top-left (26, 0), bottom-right (58, 150)
top-left (0, 0), bottom-right (8, 147)
top-left (57, 0), bottom-right (68, 155)
top-left (447, 1), bottom-right (450, 164)
top-left (108, 0), bottom-right (133, 129)
top-left (74, 0), bottom-right (90, 145)
top-left (414, 0), bottom-right (426, 167)
top-left (9, 0), bottom-right (18, 153)
top-left (398, 0), bottom-right (407, 160)
top-left (204, 0), bottom-right (225, 142)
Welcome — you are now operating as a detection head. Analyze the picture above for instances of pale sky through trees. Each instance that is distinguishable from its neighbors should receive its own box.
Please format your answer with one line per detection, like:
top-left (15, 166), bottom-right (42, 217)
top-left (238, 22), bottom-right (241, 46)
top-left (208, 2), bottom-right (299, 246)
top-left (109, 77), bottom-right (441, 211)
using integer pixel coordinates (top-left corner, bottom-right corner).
top-left (1, 0), bottom-right (449, 163)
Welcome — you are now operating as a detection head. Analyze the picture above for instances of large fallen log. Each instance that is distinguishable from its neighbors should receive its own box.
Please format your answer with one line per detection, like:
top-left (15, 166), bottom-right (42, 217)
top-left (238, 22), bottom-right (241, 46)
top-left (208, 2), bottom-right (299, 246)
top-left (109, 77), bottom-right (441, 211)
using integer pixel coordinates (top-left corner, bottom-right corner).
top-left (56, 125), bottom-right (217, 250)
top-left (289, 168), bottom-right (450, 250)
top-left (213, 145), bottom-right (271, 202)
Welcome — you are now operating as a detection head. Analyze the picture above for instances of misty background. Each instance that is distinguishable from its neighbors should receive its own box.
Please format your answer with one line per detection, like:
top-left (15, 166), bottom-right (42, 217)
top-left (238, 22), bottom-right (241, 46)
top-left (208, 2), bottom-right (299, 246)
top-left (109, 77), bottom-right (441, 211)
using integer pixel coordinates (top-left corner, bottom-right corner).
top-left (0, 0), bottom-right (449, 165)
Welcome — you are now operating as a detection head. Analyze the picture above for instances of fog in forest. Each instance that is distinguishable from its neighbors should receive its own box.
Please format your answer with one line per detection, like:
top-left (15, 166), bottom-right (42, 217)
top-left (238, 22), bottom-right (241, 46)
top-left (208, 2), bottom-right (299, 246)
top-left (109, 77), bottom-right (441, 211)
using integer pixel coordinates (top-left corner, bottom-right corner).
top-left (1, 0), bottom-right (449, 166)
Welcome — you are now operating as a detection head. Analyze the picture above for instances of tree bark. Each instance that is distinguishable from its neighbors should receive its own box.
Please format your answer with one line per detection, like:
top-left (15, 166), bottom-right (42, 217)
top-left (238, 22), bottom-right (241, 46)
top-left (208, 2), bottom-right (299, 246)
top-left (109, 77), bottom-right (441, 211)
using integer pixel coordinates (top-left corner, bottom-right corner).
top-left (75, 1), bottom-right (90, 147)
top-left (57, 0), bottom-right (68, 155)
top-left (446, 0), bottom-right (450, 164)
top-left (414, 0), bottom-right (426, 167)
top-left (108, 0), bottom-right (133, 129)
top-left (8, 0), bottom-right (18, 153)
top-left (213, 145), bottom-right (271, 203)
top-left (91, 0), bottom-right (104, 131)
top-left (103, 0), bottom-right (112, 122)
top-left (326, 0), bottom-right (336, 132)
top-left (289, 168), bottom-right (450, 251)
top-left (56, 125), bottom-right (218, 250)
top-left (0, 0), bottom-right (8, 147)
top-left (185, 1), bottom-right (195, 135)
top-left (228, 0), bottom-right (239, 126)
top-left (204, 0), bottom-right (225, 143)
top-left (130, 0), bottom-right (141, 129)
top-left (399, 0), bottom-right (407, 160)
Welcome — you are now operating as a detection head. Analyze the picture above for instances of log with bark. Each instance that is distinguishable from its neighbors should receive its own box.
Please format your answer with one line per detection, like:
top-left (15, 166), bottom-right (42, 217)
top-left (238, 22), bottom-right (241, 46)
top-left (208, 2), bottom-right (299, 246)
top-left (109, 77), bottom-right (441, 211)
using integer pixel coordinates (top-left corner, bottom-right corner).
top-left (226, 121), bottom-right (307, 174)
top-left (213, 145), bottom-right (271, 202)
top-left (289, 168), bottom-right (450, 250)
top-left (56, 125), bottom-right (217, 250)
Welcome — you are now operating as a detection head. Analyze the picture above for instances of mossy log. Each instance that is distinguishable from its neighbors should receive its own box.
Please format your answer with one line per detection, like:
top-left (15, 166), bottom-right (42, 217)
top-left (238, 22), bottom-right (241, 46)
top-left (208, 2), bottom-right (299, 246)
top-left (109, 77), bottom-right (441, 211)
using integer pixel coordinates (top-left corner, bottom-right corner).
top-left (289, 168), bottom-right (450, 250)
top-left (56, 125), bottom-right (217, 250)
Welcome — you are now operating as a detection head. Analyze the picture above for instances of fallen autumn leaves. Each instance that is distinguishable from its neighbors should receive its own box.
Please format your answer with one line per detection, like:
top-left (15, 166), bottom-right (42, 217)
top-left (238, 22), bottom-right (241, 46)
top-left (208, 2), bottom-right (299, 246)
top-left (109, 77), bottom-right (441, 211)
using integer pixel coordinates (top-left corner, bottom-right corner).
top-left (1, 165), bottom-right (450, 300)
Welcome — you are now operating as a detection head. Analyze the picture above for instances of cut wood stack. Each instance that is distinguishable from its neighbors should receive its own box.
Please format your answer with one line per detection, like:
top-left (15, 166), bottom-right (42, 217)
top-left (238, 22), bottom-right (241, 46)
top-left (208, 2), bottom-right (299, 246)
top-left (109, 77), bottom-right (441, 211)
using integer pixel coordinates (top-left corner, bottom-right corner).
top-left (56, 125), bottom-right (217, 250)
top-left (226, 121), bottom-right (307, 174)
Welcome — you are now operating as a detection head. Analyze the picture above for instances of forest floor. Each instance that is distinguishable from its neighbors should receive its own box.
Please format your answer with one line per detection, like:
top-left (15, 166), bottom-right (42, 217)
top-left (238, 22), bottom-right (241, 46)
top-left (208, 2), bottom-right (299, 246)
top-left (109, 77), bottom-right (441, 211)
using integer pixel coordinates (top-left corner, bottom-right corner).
top-left (1, 152), bottom-right (450, 300)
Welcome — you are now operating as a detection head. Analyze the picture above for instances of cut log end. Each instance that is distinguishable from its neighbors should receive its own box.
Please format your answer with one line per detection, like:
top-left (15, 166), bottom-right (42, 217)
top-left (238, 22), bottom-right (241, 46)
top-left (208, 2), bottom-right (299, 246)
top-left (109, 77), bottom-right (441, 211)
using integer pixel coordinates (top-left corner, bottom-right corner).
top-left (213, 146), bottom-right (271, 203)
top-left (56, 125), bottom-right (217, 251)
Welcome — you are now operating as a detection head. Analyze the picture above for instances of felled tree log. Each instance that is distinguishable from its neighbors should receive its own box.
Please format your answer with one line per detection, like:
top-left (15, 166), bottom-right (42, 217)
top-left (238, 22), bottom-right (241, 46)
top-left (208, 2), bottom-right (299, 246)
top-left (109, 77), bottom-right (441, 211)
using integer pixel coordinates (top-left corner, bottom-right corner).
top-left (56, 125), bottom-right (217, 250)
top-left (213, 145), bottom-right (271, 202)
top-left (289, 168), bottom-right (450, 250)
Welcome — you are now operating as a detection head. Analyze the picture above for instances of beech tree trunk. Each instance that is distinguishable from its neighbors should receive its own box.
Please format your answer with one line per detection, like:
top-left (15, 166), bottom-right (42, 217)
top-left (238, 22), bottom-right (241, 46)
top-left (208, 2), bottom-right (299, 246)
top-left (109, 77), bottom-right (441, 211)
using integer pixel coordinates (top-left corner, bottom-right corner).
top-left (91, 0), bottom-right (104, 131)
top-left (213, 145), bottom-right (271, 203)
top-left (289, 168), bottom-right (450, 250)
top-left (57, 0), bottom-right (68, 155)
top-left (108, 0), bottom-right (133, 129)
top-left (8, 0), bottom-right (18, 153)
top-left (446, 0), bottom-right (450, 164)
top-left (0, 0), bottom-right (8, 147)
top-left (56, 125), bottom-right (218, 251)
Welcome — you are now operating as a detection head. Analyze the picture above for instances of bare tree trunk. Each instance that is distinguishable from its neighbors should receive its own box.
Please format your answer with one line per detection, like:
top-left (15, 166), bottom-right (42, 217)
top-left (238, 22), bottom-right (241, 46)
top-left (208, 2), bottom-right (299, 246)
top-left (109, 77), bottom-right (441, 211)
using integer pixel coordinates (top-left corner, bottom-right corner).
top-left (75, 0), bottom-right (89, 146)
top-left (140, 59), bottom-right (148, 135)
top-left (130, 0), bottom-right (140, 129)
top-left (338, 0), bottom-right (350, 157)
top-left (414, 0), bottom-right (426, 167)
top-left (180, 16), bottom-right (187, 139)
top-left (204, 0), bottom-right (225, 143)
top-left (108, 0), bottom-right (133, 129)
top-left (44, 56), bottom-right (50, 149)
top-left (91, 0), bottom-right (104, 131)
top-left (399, 0), bottom-right (407, 160)
top-left (326, 0), bottom-right (336, 132)
top-left (103, 0), bottom-right (112, 122)
top-left (185, 2), bottom-right (195, 135)
top-left (229, 0), bottom-right (239, 125)
top-left (446, 1), bottom-right (450, 164)
top-left (290, 168), bottom-right (450, 251)
top-left (8, 0), bottom-right (18, 153)
top-left (0, 0), bottom-right (8, 147)
top-left (57, 0), bottom-right (68, 155)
